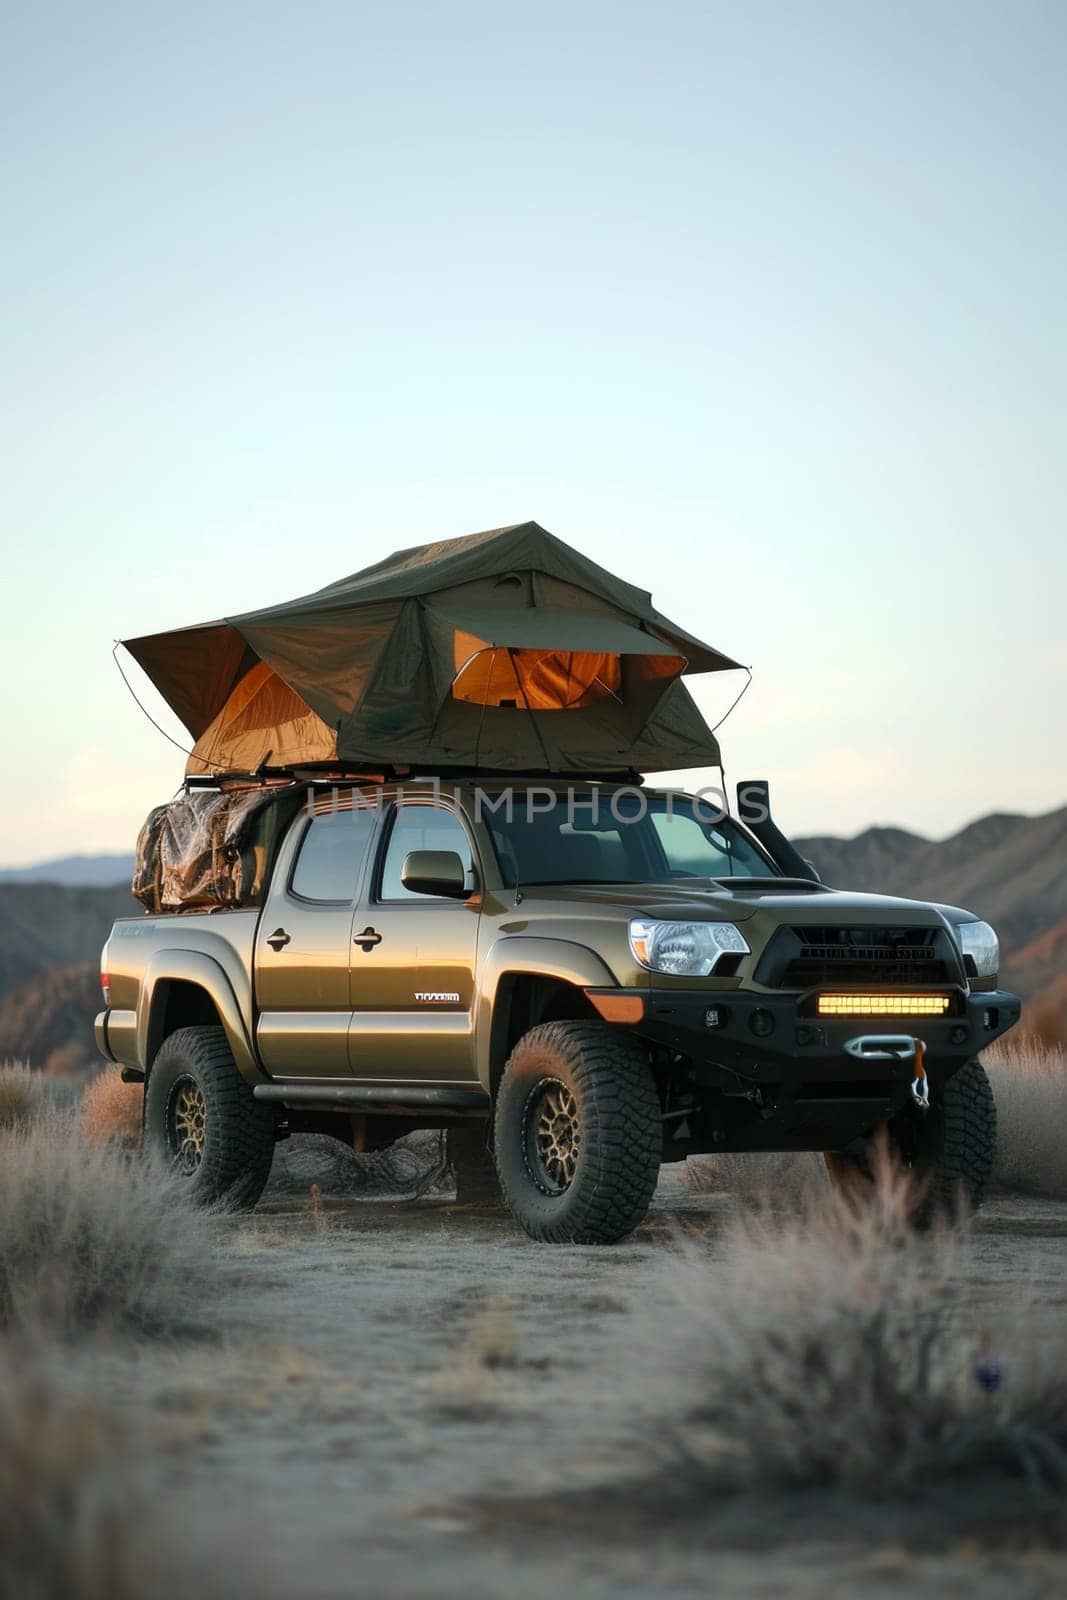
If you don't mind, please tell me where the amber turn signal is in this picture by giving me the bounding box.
[585,991,646,1024]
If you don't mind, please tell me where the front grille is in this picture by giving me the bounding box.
[757,925,955,989]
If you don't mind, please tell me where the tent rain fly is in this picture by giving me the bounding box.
[123,521,743,776]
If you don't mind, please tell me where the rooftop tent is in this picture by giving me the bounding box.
[185,661,337,777]
[122,521,743,776]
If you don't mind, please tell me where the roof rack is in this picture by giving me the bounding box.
[184,764,647,790]
[184,766,389,790]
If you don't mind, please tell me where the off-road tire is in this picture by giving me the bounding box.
[144,1025,275,1209]
[825,1057,997,1223]
[446,1123,503,1204]
[493,1021,662,1244]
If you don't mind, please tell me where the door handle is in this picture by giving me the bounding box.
[266,928,291,951]
[353,926,383,952]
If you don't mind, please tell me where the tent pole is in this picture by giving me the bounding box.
[509,648,552,768]
[471,651,493,768]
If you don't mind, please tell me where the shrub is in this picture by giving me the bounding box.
[0,1337,241,1600]
[0,962,104,1074]
[985,1037,1067,1200]
[660,1150,1067,1495]
[43,1040,102,1078]
[0,1113,235,1338]
[80,1064,143,1149]
[0,1060,41,1130]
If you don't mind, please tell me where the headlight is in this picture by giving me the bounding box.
[956,920,999,978]
[629,918,750,977]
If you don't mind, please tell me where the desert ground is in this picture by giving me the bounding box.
[3,1042,1067,1600]
[164,1175,1067,1600]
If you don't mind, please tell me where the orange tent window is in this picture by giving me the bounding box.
[187,662,337,775]
[452,631,622,711]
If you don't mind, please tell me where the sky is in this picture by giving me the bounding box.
[1,0,1064,866]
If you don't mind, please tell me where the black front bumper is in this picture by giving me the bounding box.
[637,986,1020,1155]
[639,986,1021,1088]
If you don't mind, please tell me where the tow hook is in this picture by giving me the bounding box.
[910,1039,930,1113]
[843,1033,930,1113]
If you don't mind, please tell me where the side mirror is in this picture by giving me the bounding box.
[400,849,471,900]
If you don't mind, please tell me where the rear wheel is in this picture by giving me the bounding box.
[494,1021,662,1244]
[825,1057,997,1222]
[144,1025,275,1208]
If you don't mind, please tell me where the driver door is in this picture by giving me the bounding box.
[347,799,481,1083]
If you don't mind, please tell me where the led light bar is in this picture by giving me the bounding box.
[817,994,952,1018]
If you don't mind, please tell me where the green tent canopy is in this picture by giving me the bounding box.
[123,521,743,776]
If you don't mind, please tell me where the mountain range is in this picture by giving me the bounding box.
[794,806,1067,1040]
[0,804,1063,1067]
[795,807,1067,954]
[0,853,135,886]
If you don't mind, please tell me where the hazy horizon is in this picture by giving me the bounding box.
[2,776,1064,876]
[3,3,1065,865]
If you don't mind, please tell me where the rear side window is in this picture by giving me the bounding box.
[291,809,376,902]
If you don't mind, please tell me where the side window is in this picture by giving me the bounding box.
[290,808,376,902]
[379,805,474,900]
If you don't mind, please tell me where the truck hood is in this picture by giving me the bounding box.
[519,879,954,927]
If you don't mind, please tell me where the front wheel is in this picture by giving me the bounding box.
[493,1021,662,1244]
[825,1057,997,1222]
[144,1026,275,1208]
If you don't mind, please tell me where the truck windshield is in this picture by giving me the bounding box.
[483,793,778,887]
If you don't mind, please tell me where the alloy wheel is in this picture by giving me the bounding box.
[168,1075,207,1175]
[523,1077,582,1195]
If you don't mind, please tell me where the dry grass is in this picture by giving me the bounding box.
[80,1063,143,1148]
[658,1150,1067,1496]
[0,1112,236,1339]
[429,1293,522,1420]
[467,1294,520,1371]
[0,1059,42,1129]
[0,1339,149,1600]
[0,1337,252,1600]
[985,1036,1067,1200]
[685,1149,828,1205]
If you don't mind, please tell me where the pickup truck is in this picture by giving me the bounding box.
[96,777,1020,1242]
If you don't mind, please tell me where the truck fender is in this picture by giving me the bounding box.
[138,949,263,1083]
[476,935,620,1091]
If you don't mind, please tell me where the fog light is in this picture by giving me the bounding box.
[749,1008,775,1038]
[950,1025,968,1045]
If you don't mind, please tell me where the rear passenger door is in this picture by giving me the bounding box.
[254,800,377,1078]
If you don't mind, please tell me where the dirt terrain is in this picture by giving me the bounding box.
[104,1167,1067,1600]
